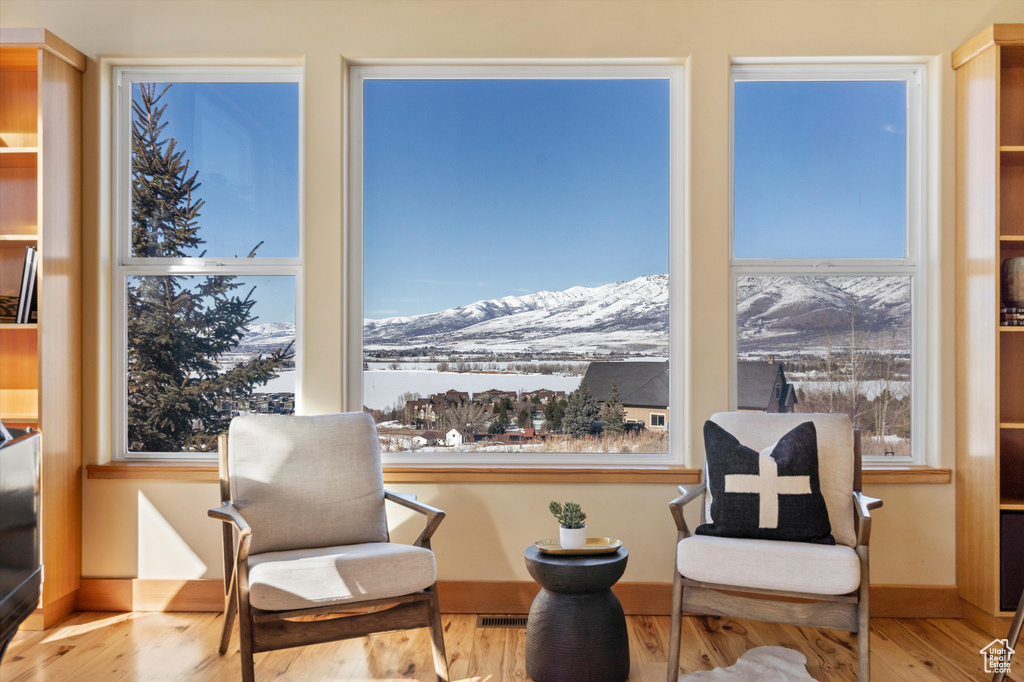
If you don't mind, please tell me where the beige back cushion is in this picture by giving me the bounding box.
[228,413,389,555]
[708,412,856,548]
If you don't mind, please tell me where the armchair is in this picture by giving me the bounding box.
[667,412,881,681]
[209,412,449,682]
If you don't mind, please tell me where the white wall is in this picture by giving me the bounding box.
[3,0,1021,585]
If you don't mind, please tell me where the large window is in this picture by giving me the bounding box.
[349,65,685,463]
[114,67,302,459]
[731,64,926,462]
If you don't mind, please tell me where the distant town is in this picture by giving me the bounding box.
[364,360,670,453]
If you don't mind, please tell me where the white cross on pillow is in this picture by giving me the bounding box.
[723,441,811,529]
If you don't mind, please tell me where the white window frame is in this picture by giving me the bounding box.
[346,62,689,466]
[729,62,928,465]
[112,66,304,461]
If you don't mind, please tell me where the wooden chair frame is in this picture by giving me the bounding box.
[208,434,450,682]
[666,431,882,681]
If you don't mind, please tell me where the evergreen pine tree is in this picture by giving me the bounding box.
[600,381,626,434]
[543,399,566,432]
[517,408,530,429]
[563,381,599,438]
[126,83,293,453]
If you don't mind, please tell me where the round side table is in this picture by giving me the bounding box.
[523,545,629,682]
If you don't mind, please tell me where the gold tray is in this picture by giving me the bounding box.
[534,537,623,555]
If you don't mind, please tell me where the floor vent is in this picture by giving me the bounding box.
[476,615,528,629]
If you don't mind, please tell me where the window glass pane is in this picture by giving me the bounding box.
[736,275,911,457]
[733,81,907,259]
[130,82,299,258]
[126,275,296,453]
[362,78,670,454]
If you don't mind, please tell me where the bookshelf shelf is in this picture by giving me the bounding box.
[955,24,1024,637]
[0,148,36,164]
[0,28,83,631]
[0,234,38,248]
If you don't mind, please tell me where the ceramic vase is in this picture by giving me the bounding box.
[559,525,587,549]
[1004,257,1024,307]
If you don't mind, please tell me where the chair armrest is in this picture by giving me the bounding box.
[853,490,883,546]
[669,482,706,536]
[385,490,446,549]
[208,502,252,537]
[209,502,253,585]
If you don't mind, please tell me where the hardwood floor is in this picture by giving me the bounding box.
[0,611,1004,681]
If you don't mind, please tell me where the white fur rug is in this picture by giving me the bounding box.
[678,646,815,681]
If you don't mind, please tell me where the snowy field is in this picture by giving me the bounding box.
[365,360,591,371]
[363,370,582,410]
[255,370,295,394]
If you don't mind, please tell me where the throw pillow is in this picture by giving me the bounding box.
[696,420,834,545]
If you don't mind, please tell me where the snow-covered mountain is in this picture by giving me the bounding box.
[239,321,296,351]
[364,274,669,355]
[736,276,911,354]
[363,274,911,357]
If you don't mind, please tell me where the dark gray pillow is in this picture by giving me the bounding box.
[696,420,834,545]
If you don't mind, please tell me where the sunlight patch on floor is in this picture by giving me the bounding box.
[40,612,133,644]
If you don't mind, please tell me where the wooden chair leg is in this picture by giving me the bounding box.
[238,597,256,682]
[667,569,684,682]
[858,545,870,681]
[426,588,450,682]
[219,576,238,655]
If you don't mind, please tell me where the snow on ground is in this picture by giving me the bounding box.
[365,360,591,371]
[254,370,295,394]
[363,369,582,410]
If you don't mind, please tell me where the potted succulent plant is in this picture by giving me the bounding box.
[549,500,587,549]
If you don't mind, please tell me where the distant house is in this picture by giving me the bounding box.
[473,389,517,409]
[523,389,567,405]
[413,430,442,447]
[445,428,465,447]
[582,360,669,431]
[736,361,797,413]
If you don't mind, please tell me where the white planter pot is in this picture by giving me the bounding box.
[559,525,587,550]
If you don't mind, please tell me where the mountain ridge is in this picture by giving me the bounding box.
[240,274,912,357]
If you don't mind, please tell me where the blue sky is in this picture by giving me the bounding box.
[733,80,907,259]
[362,79,671,319]
[134,82,299,323]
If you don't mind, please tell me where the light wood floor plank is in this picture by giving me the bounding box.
[0,611,1003,681]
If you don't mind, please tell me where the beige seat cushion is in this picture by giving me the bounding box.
[708,412,856,548]
[677,535,860,596]
[248,542,436,611]
[229,413,389,555]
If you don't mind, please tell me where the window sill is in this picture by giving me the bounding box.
[86,462,951,484]
[86,462,702,484]
[862,466,951,484]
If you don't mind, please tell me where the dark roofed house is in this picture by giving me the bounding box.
[736,360,797,413]
[581,360,669,431]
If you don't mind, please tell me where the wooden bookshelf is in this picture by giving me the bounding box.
[954,24,1024,638]
[0,28,84,630]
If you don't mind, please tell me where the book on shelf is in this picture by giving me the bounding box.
[15,246,37,324]
[1002,320,1024,327]
[0,294,15,323]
